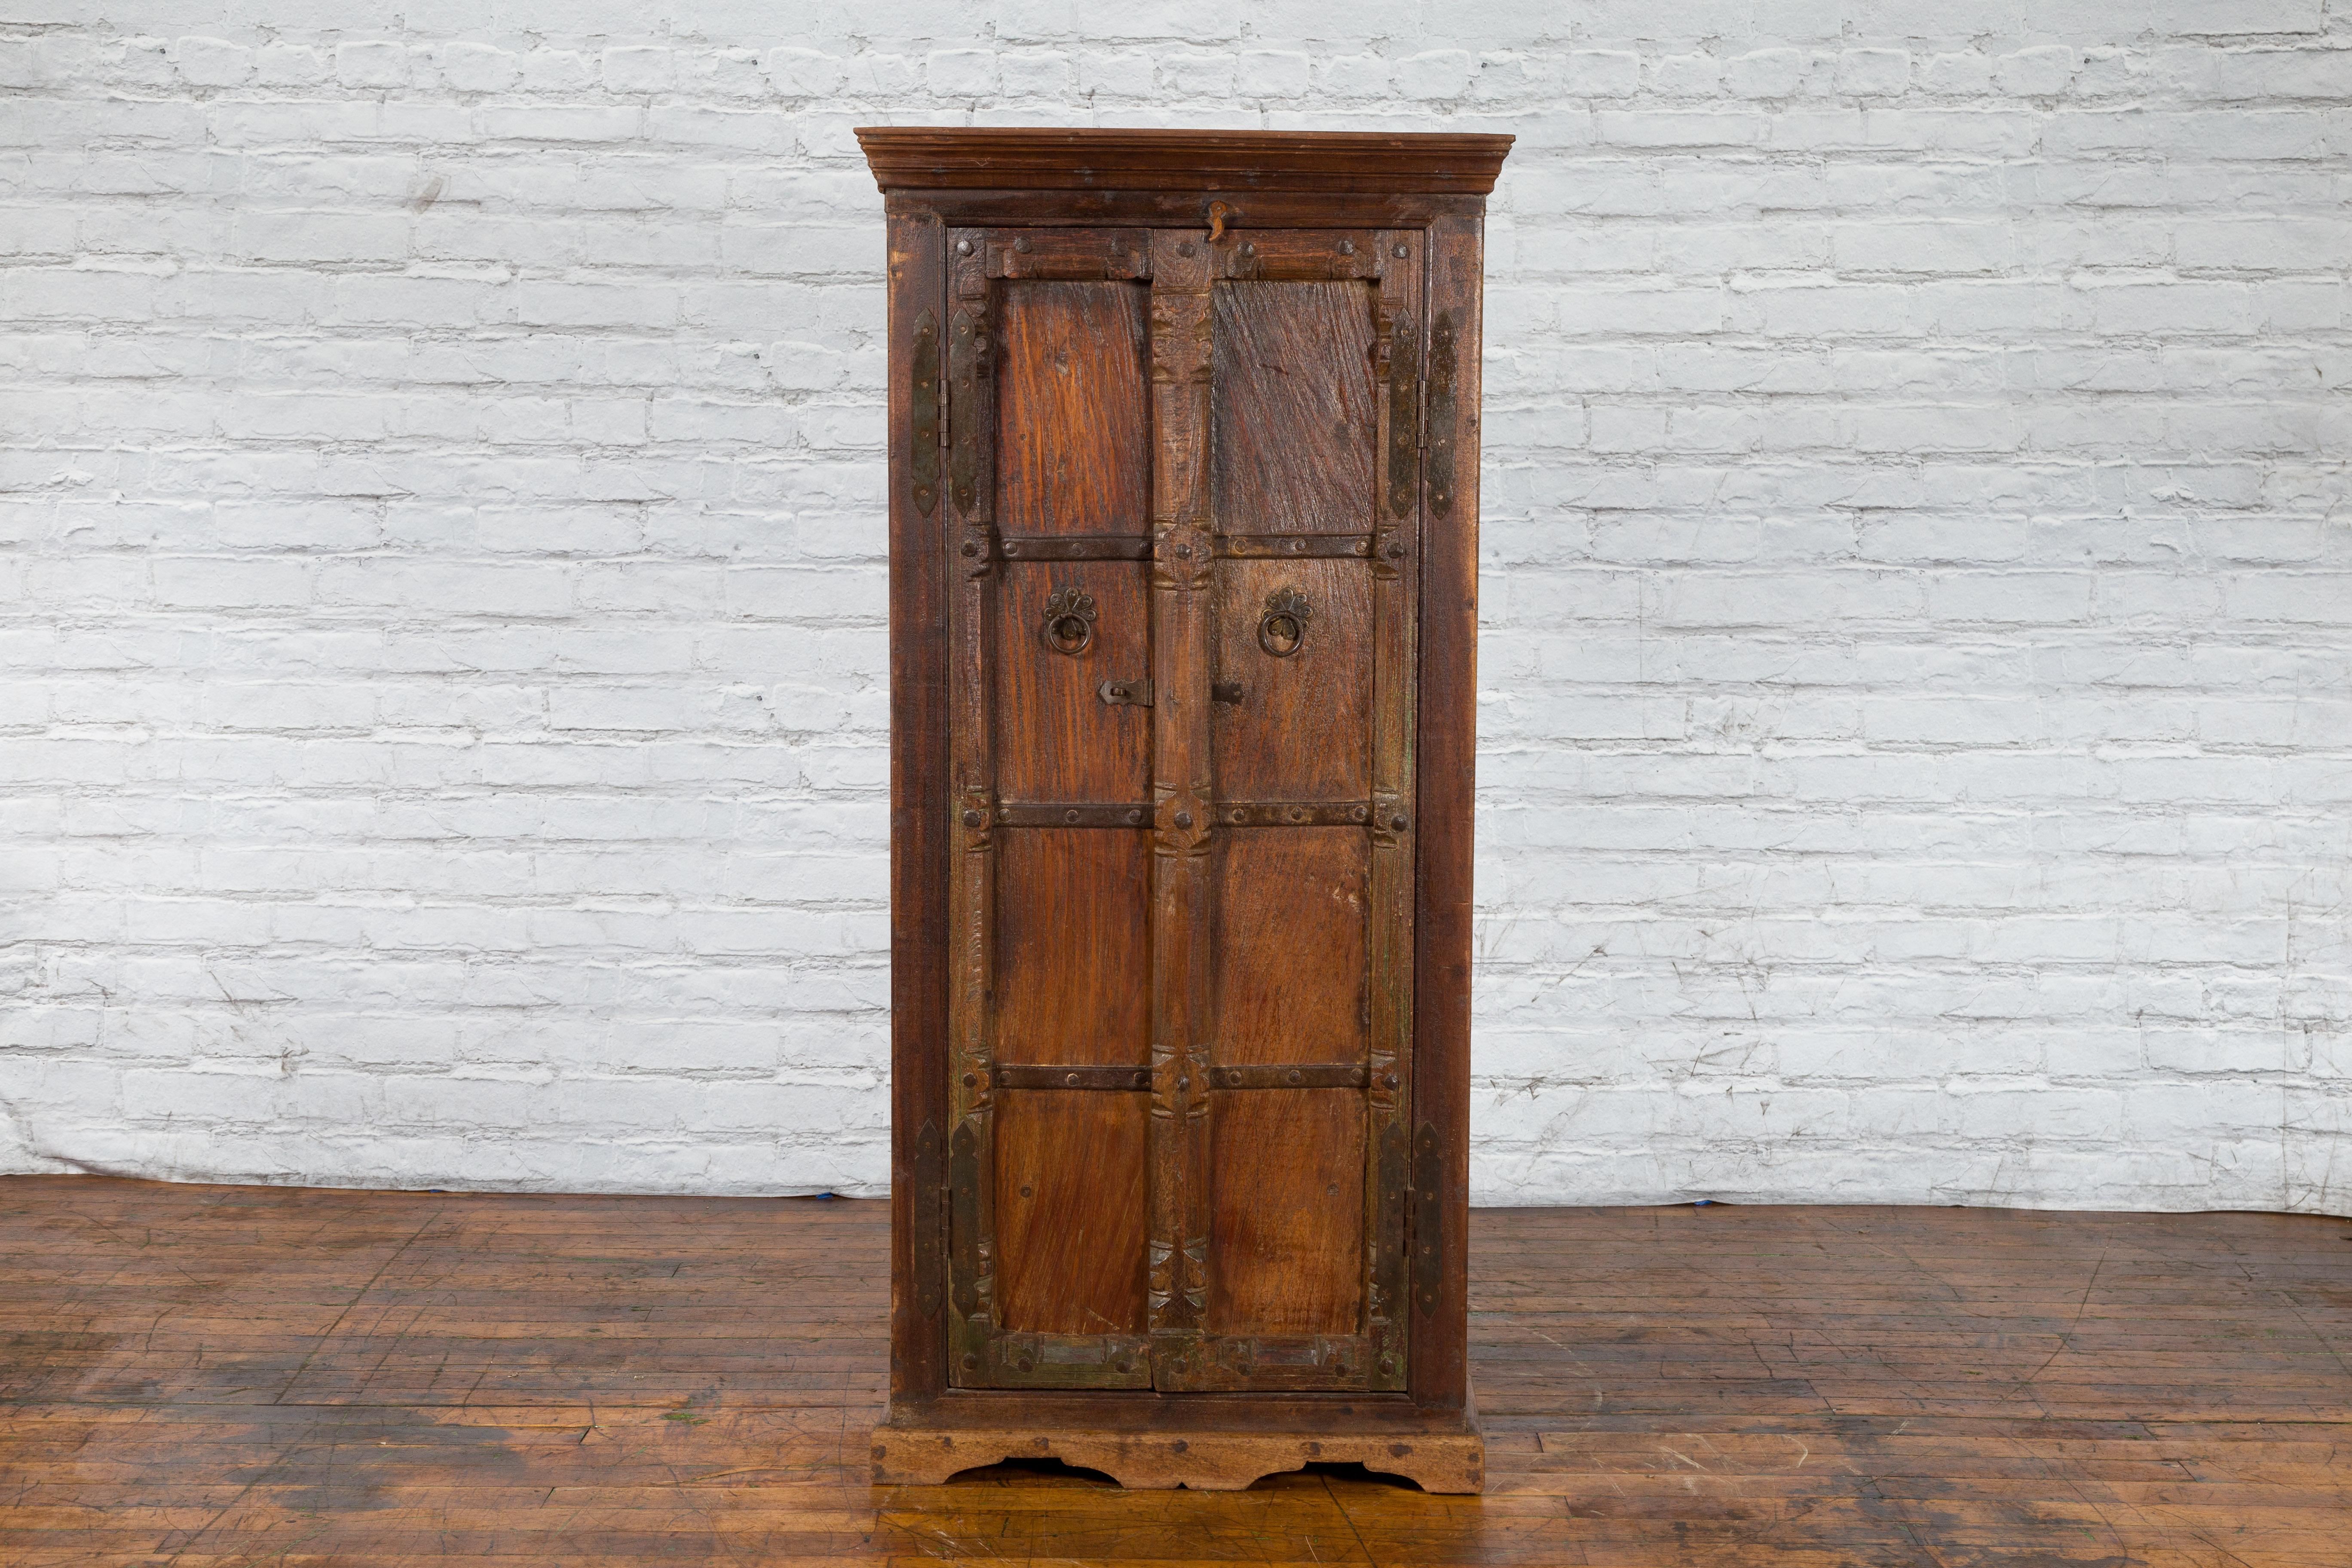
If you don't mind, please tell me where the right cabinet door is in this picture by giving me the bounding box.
[1152,228,1426,1393]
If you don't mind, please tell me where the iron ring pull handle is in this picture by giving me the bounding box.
[1257,587,1311,658]
[1039,586,1096,656]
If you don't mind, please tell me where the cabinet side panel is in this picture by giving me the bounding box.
[889,208,950,1400]
[1410,213,1482,1411]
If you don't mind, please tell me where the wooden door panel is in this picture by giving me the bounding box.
[1213,828,1368,1067]
[949,225,1418,1399]
[995,829,1149,1067]
[998,282,1151,535]
[1212,557,1372,802]
[993,561,1150,803]
[994,1090,1152,1337]
[1207,1089,1366,1336]
[1211,280,1378,534]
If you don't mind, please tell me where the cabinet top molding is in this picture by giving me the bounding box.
[855,127,1515,195]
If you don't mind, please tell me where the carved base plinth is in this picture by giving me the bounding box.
[871,1389,1483,1493]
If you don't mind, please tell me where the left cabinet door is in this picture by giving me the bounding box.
[942,227,1160,1389]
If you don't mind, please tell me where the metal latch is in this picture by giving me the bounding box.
[1098,677,1153,707]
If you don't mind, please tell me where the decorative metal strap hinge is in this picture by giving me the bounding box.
[911,1118,944,1320]
[948,304,992,517]
[909,310,940,515]
[1412,1121,1443,1316]
[1426,310,1458,515]
[1386,316,1420,518]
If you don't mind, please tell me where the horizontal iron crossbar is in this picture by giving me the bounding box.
[1221,533,1373,559]
[989,533,1375,563]
[1219,800,1372,827]
[997,802,1152,828]
[995,801,1374,828]
[995,1064,1153,1090]
[991,1063,1371,1091]
[1209,1063,1372,1090]
[999,535,1154,561]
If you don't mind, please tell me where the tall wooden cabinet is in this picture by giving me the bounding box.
[860,129,1510,1493]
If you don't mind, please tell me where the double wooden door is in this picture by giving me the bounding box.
[940,224,1433,1394]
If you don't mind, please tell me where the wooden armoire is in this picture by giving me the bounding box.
[859,129,1510,1493]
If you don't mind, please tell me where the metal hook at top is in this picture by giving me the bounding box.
[1206,199,1231,245]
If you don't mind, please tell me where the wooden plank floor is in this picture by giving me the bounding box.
[3,1178,2348,1565]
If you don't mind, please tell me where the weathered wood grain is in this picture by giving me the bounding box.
[992,1091,1151,1336]
[995,282,1150,536]
[1211,280,1379,535]
[992,827,1150,1067]
[1207,1089,1368,1336]
[5,1179,2349,1563]
[1212,827,1370,1067]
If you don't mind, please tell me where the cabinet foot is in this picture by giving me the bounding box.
[871,1392,1484,1493]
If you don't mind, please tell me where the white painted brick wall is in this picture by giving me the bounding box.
[3,2,2347,1213]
